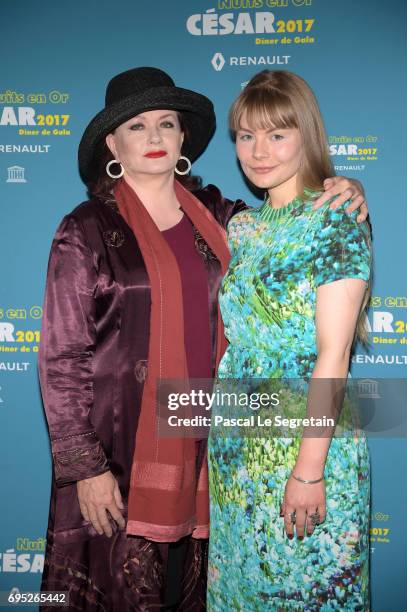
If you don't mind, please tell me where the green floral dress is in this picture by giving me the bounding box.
[207,193,371,611]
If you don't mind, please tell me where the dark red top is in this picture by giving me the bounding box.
[162,214,212,380]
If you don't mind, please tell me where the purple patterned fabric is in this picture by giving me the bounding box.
[41,527,208,611]
[38,185,246,608]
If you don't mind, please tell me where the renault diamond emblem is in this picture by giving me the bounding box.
[211,52,226,71]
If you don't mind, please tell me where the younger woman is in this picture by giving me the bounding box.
[208,70,371,610]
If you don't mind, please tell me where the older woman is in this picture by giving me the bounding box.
[39,67,368,610]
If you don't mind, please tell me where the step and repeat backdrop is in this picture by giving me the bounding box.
[1,1,406,609]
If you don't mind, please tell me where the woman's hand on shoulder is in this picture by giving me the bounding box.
[77,470,125,537]
[313,176,368,223]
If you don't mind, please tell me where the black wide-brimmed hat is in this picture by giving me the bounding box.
[78,67,216,183]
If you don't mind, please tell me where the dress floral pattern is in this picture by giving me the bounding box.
[207,193,371,611]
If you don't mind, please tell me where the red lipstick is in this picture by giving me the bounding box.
[144,150,167,158]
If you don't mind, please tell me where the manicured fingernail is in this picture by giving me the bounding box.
[280,510,284,517]
[287,534,293,540]
[298,536,304,541]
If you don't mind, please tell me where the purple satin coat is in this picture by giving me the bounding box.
[38,185,246,609]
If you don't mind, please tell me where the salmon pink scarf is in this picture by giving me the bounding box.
[114,178,230,542]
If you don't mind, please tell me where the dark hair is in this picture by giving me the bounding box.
[87,112,202,199]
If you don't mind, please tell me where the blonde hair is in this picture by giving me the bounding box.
[230,70,371,344]
[229,70,334,194]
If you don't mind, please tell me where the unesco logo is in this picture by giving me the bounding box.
[374,512,389,521]
[211,52,226,71]
[6,165,26,183]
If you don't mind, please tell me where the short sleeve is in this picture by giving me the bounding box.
[313,203,371,288]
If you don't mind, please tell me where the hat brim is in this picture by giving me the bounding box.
[78,86,216,183]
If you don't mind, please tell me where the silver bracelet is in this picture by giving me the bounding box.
[291,473,324,485]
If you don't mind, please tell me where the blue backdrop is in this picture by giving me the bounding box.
[1,1,406,609]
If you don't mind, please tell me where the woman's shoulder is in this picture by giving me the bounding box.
[193,184,250,228]
[67,196,118,223]
[311,198,371,281]
[51,197,127,253]
[315,198,370,241]
[227,206,258,229]
[58,197,122,232]
[192,183,237,207]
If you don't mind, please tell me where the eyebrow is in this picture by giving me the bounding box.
[135,112,176,120]
[237,126,283,134]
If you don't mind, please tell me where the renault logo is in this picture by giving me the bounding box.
[211,52,226,71]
